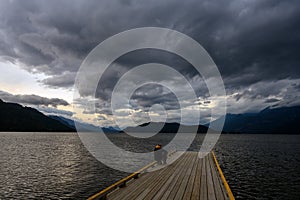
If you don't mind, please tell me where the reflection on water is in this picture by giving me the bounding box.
[213,134,300,200]
[0,132,299,199]
[0,132,126,199]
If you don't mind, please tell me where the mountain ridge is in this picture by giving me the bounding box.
[122,122,215,133]
[208,105,300,134]
[0,99,74,132]
[48,115,119,133]
[1,99,299,134]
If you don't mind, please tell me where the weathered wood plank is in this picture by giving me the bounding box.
[116,155,185,200]
[191,155,202,200]
[207,153,217,200]
[151,152,192,200]
[182,153,199,200]
[94,151,233,200]
[110,152,188,200]
[157,153,194,200]
[139,153,191,200]
[209,154,226,200]
[160,152,195,200]
[200,155,208,200]
[175,153,198,200]
[211,152,230,199]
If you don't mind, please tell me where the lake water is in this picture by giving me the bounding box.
[0,132,299,199]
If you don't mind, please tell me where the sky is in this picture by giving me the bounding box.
[0,0,299,128]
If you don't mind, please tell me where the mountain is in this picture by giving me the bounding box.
[48,115,119,133]
[122,122,214,133]
[48,115,75,129]
[209,106,300,134]
[2,97,298,134]
[0,99,74,132]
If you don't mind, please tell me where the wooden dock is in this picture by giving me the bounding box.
[88,151,234,200]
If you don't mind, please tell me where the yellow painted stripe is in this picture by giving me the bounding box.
[212,151,235,200]
[87,161,157,200]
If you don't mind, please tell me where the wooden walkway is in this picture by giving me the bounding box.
[88,152,234,200]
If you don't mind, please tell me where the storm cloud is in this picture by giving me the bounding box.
[0,90,69,107]
[0,0,299,82]
[0,0,299,127]
[34,106,74,116]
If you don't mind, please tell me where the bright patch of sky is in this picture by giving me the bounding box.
[0,60,73,103]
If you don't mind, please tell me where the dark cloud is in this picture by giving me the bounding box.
[132,84,177,105]
[265,98,280,103]
[232,79,297,102]
[0,0,299,86]
[0,90,69,107]
[0,0,299,126]
[91,49,210,109]
[227,79,300,113]
[41,72,76,88]
[34,106,74,116]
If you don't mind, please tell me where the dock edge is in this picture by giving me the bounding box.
[88,151,234,200]
[211,151,235,200]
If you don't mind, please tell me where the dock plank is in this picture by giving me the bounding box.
[209,154,226,200]
[151,153,192,200]
[157,153,193,200]
[182,153,199,199]
[191,155,202,200]
[139,153,192,200]
[109,152,187,200]
[211,153,229,199]
[118,157,182,200]
[93,152,232,200]
[161,152,194,200]
[207,154,216,200]
[200,155,208,200]
[175,153,198,200]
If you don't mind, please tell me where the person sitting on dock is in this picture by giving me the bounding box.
[154,144,168,165]
[161,147,168,165]
[154,144,162,164]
